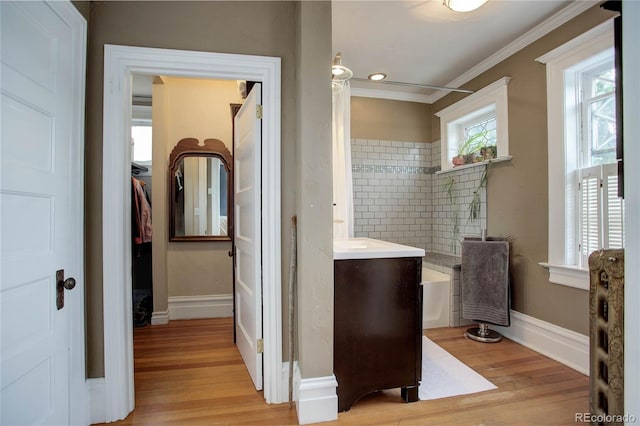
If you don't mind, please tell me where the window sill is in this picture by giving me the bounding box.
[539,262,589,290]
[436,156,512,175]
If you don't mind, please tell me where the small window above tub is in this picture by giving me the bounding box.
[436,77,511,172]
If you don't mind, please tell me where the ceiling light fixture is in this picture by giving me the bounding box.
[443,0,488,13]
[332,52,353,81]
[368,73,387,81]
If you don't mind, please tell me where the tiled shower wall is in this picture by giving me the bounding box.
[431,164,487,255]
[351,139,487,256]
[351,139,434,251]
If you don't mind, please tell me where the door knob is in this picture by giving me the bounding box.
[62,277,76,290]
[56,269,76,310]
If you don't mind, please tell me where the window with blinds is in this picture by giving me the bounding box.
[579,163,624,266]
[540,23,617,288]
[575,58,623,268]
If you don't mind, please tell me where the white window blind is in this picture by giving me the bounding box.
[603,163,625,249]
[579,163,624,266]
[580,165,601,265]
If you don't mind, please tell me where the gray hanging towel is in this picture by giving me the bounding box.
[461,240,510,326]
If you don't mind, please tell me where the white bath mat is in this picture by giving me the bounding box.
[419,336,496,400]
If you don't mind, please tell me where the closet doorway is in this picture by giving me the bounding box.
[130,89,153,329]
[102,45,283,423]
[129,75,239,330]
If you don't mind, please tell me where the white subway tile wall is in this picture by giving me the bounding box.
[351,139,487,256]
[431,164,488,256]
[351,139,433,251]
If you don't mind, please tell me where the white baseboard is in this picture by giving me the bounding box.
[294,363,338,425]
[167,294,233,320]
[493,310,589,375]
[151,309,169,325]
[87,378,106,425]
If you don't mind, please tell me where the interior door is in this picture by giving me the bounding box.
[233,83,263,390]
[1,1,84,424]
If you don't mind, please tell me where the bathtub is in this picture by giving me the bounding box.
[421,267,451,329]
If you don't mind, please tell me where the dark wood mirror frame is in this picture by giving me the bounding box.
[168,138,232,242]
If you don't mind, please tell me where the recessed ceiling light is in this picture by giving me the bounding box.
[368,73,387,81]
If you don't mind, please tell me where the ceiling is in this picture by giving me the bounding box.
[332,0,591,103]
[134,1,595,102]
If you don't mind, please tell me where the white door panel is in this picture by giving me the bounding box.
[234,83,263,390]
[1,1,84,424]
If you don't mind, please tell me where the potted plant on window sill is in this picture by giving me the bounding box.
[452,131,496,167]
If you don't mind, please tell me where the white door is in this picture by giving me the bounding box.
[1,1,85,424]
[234,84,263,390]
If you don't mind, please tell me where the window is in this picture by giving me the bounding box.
[436,77,510,171]
[463,115,497,149]
[583,64,616,166]
[538,20,624,290]
[131,103,152,164]
[577,60,624,265]
[131,123,152,163]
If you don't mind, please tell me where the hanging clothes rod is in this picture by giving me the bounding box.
[131,162,149,173]
[351,78,474,94]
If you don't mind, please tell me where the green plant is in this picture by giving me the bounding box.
[468,164,489,223]
[442,176,461,254]
[458,130,489,156]
[442,176,455,199]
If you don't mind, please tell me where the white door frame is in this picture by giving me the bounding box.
[101,44,282,422]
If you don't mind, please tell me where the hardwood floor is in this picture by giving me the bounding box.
[106,318,588,425]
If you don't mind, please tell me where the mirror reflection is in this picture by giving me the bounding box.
[174,157,229,237]
[169,138,232,242]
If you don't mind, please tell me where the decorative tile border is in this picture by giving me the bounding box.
[352,164,440,175]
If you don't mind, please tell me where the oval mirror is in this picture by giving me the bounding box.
[169,138,232,242]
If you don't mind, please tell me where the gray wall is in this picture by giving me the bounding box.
[84,0,299,378]
[295,1,334,380]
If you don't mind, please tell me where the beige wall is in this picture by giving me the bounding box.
[431,4,616,335]
[85,1,298,378]
[153,77,240,305]
[351,97,431,143]
[295,1,334,379]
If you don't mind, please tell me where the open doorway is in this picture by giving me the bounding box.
[101,45,283,422]
[130,81,153,328]
[129,75,240,330]
[129,74,261,388]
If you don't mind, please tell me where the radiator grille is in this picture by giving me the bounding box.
[589,249,624,424]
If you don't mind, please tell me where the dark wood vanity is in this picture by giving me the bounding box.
[334,254,423,412]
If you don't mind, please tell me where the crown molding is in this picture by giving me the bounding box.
[349,1,599,106]
[535,19,612,64]
[429,0,599,103]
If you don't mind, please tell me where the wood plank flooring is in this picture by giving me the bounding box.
[106,318,588,425]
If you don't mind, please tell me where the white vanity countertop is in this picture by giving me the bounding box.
[334,237,426,260]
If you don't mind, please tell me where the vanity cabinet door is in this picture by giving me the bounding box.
[334,257,422,412]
